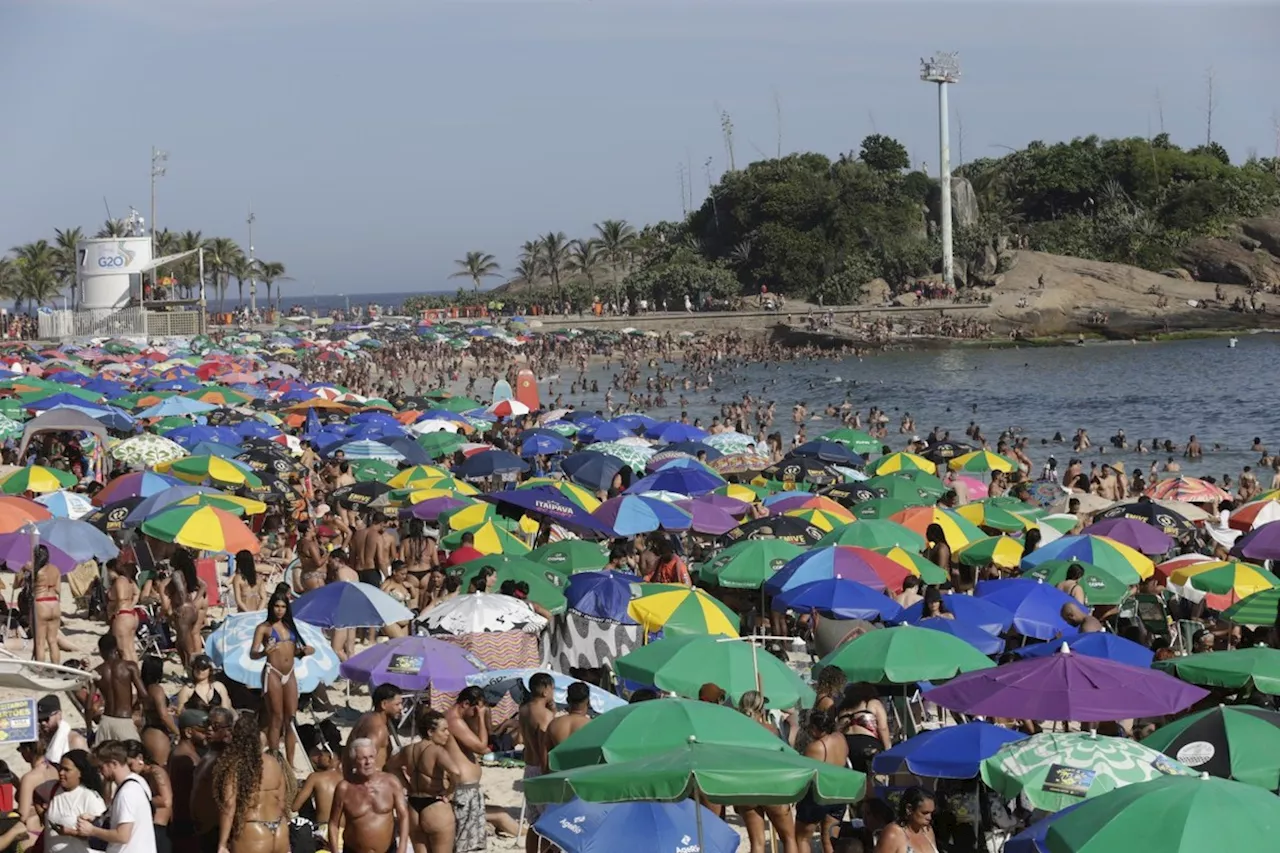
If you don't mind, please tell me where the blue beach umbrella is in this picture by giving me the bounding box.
[291,581,414,628]
[565,571,641,622]
[453,449,529,478]
[136,396,218,419]
[973,578,1079,641]
[646,422,710,443]
[578,422,635,443]
[873,722,1028,779]
[773,578,903,621]
[164,425,242,449]
[1015,632,1154,668]
[520,433,573,458]
[33,518,119,563]
[626,464,725,497]
[896,594,1015,636]
[611,413,659,432]
[660,441,724,460]
[467,670,628,715]
[187,441,243,460]
[205,611,339,692]
[534,799,738,853]
[913,616,1006,655]
[1003,804,1085,853]
[593,495,692,536]
[560,452,626,491]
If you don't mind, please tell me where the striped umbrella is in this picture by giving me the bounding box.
[890,506,986,549]
[1222,588,1280,626]
[872,546,949,585]
[158,454,262,488]
[955,535,1026,570]
[1021,534,1155,580]
[140,505,260,553]
[628,588,739,638]
[956,499,1044,533]
[1145,476,1230,504]
[1229,499,1280,532]
[1168,560,1278,611]
[0,496,53,533]
[948,450,1018,474]
[866,452,936,476]
[0,465,77,495]
[816,519,925,551]
[387,465,453,488]
[783,507,855,532]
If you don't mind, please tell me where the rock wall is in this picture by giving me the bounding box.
[1176,214,1280,289]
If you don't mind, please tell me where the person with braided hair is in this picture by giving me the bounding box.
[212,713,293,853]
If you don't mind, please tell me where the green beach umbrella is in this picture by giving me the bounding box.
[526,740,865,806]
[851,498,915,520]
[0,414,24,441]
[1222,587,1280,626]
[1021,559,1137,605]
[584,442,652,472]
[981,731,1194,813]
[816,519,925,551]
[1141,705,1280,791]
[948,450,1018,474]
[819,428,881,455]
[416,431,466,459]
[866,452,936,477]
[349,459,398,483]
[699,539,806,589]
[1153,648,1280,695]
[956,499,1044,533]
[435,396,482,413]
[449,554,566,613]
[1044,775,1280,853]
[154,416,194,433]
[614,635,815,709]
[527,540,608,574]
[0,465,78,495]
[816,625,995,685]
[865,473,945,504]
[547,698,789,771]
[18,385,103,404]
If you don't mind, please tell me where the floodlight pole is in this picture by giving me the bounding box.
[921,53,960,287]
[247,210,257,315]
[150,147,167,252]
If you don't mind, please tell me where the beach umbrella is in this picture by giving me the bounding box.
[669,498,739,536]
[1021,534,1154,580]
[972,578,1080,640]
[709,453,772,476]
[815,625,995,684]
[1167,559,1277,610]
[110,433,187,467]
[700,431,755,453]
[0,466,77,495]
[1145,475,1228,504]
[759,457,841,487]
[1230,520,1280,561]
[889,506,985,549]
[528,540,608,574]
[626,464,725,497]
[791,440,864,467]
[818,428,880,454]
[866,452,936,476]
[400,493,473,522]
[467,669,627,715]
[816,520,924,551]
[526,740,864,807]
[331,481,395,509]
[482,487,613,537]
[955,535,1026,570]
[560,451,626,490]
[818,483,885,507]
[387,465,454,489]
[593,495,692,536]
[897,594,1014,635]
[534,799,738,853]
[339,635,483,692]
[449,554,567,612]
[158,454,261,488]
[418,593,542,635]
[205,611,338,692]
[1096,499,1196,536]
[578,422,635,443]
[29,518,120,564]
[1085,517,1174,555]
[955,500,1042,533]
[0,496,53,533]
[774,579,903,621]
[1043,774,1280,853]
[764,545,911,595]
[140,505,260,554]
[348,459,398,483]
[872,722,1027,779]
[871,546,948,585]
[920,440,974,464]
[929,644,1207,721]
[292,581,414,628]
[1228,499,1280,532]
[699,539,806,589]
[766,494,850,516]
[32,490,93,520]
[416,431,467,459]
[1021,559,1138,605]
[645,422,709,444]
[628,587,739,638]
[583,442,653,472]
[948,450,1017,473]
[548,698,789,771]
[1141,705,1280,790]
[611,413,659,432]
[1016,632,1153,668]
[135,396,217,418]
[863,474,944,505]
[1222,587,1280,625]
[564,571,640,622]
[520,433,573,457]
[1153,647,1280,695]
[614,634,814,708]
[981,732,1194,813]
[440,519,531,556]
[173,493,266,516]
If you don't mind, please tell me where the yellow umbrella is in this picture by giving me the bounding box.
[156,455,261,488]
[784,508,854,531]
[444,519,531,556]
[867,452,937,476]
[388,465,453,489]
[949,450,1017,473]
[174,493,268,516]
[955,535,1025,569]
[629,588,740,638]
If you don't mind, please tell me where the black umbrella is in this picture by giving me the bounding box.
[921,440,974,464]
[720,515,827,546]
[818,484,887,507]
[790,440,864,467]
[330,481,393,508]
[204,407,252,426]
[761,458,842,487]
[235,448,307,476]
[1142,705,1280,790]
[1095,499,1195,536]
[453,450,529,478]
[84,497,144,533]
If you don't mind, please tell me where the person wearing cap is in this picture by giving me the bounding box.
[191,707,236,853]
[166,708,210,852]
[37,695,86,770]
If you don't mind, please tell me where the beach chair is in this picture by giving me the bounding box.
[1133,593,1175,648]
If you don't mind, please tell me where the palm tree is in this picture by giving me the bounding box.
[95,219,129,238]
[176,231,205,299]
[52,227,83,306]
[252,260,291,311]
[0,257,16,306]
[513,256,541,287]
[540,232,570,301]
[204,238,243,313]
[9,240,61,310]
[449,251,501,293]
[229,255,253,309]
[568,239,602,291]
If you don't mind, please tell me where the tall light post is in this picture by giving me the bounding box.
[150,147,167,250]
[247,209,257,315]
[921,52,960,287]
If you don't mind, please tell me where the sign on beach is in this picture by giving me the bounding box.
[0,699,37,743]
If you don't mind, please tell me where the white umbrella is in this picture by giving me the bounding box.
[419,593,540,635]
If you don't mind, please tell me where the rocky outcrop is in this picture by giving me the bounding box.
[1174,214,1280,289]
[926,177,980,230]
[1241,217,1280,257]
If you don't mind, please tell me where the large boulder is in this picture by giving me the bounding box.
[1176,238,1280,287]
[927,177,980,229]
[1240,217,1280,258]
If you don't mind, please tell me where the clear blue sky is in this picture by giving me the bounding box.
[3,1,1276,296]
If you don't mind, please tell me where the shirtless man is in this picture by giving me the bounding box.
[94,633,145,742]
[1185,434,1203,460]
[294,744,343,847]
[326,548,361,660]
[193,707,237,853]
[446,686,507,852]
[1094,465,1120,502]
[31,545,62,663]
[347,684,403,773]
[546,683,593,753]
[330,738,410,853]
[517,674,556,852]
[168,709,209,853]
[215,714,290,853]
[1061,603,1103,634]
[388,709,462,853]
[352,514,383,587]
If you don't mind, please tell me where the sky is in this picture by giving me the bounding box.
[3,0,1278,297]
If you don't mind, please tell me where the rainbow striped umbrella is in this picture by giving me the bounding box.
[0,465,77,495]
[140,505,260,553]
[158,454,263,488]
[1145,476,1230,504]
[872,546,949,585]
[1021,534,1155,579]
[948,450,1018,474]
[866,452,937,477]
[1168,560,1278,611]
[955,535,1026,570]
[783,507,854,532]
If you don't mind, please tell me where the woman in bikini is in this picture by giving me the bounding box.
[141,655,179,767]
[106,560,141,663]
[176,654,231,715]
[837,682,892,775]
[417,568,446,613]
[231,551,267,613]
[31,546,62,664]
[793,709,851,853]
[874,787,940,853]
[250,590,313,764]
[379,562,414,639]
[734,691,798,853]
[164,551,206,671]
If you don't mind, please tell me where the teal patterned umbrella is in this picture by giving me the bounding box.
[0,414,22,441]
[584,441,654,472]
[703,432,756,453]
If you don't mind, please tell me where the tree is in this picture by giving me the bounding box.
[512,256,541,287]
[95,219,129,238]
[52,227,83,305]
[859,134,910,173]
[449,251,501,292]
[9,240,61,309]
[228,255,253,309]
[253,260,290,310]
[176,230,205,299]
[568,239,602,291]
[540,232,570,300]
[204,238,243,314]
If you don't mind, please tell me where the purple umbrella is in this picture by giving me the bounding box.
[692,493,751,517]
[481,487,614,537]
[1086,517,1174,555]
[923,644,1208,721]
[339,635,484,692]
[674,499,740,536]
[0,533,79,574]
[400,495,473,522]
[1232,520,1280,561]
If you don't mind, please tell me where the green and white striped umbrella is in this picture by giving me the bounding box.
[981,732,1195,812]
[703,432,756,453]
[0,414,22,441]
[111,433,188,467]
[583,441,654,472]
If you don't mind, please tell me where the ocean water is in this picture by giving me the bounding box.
[526,335,1276,482]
